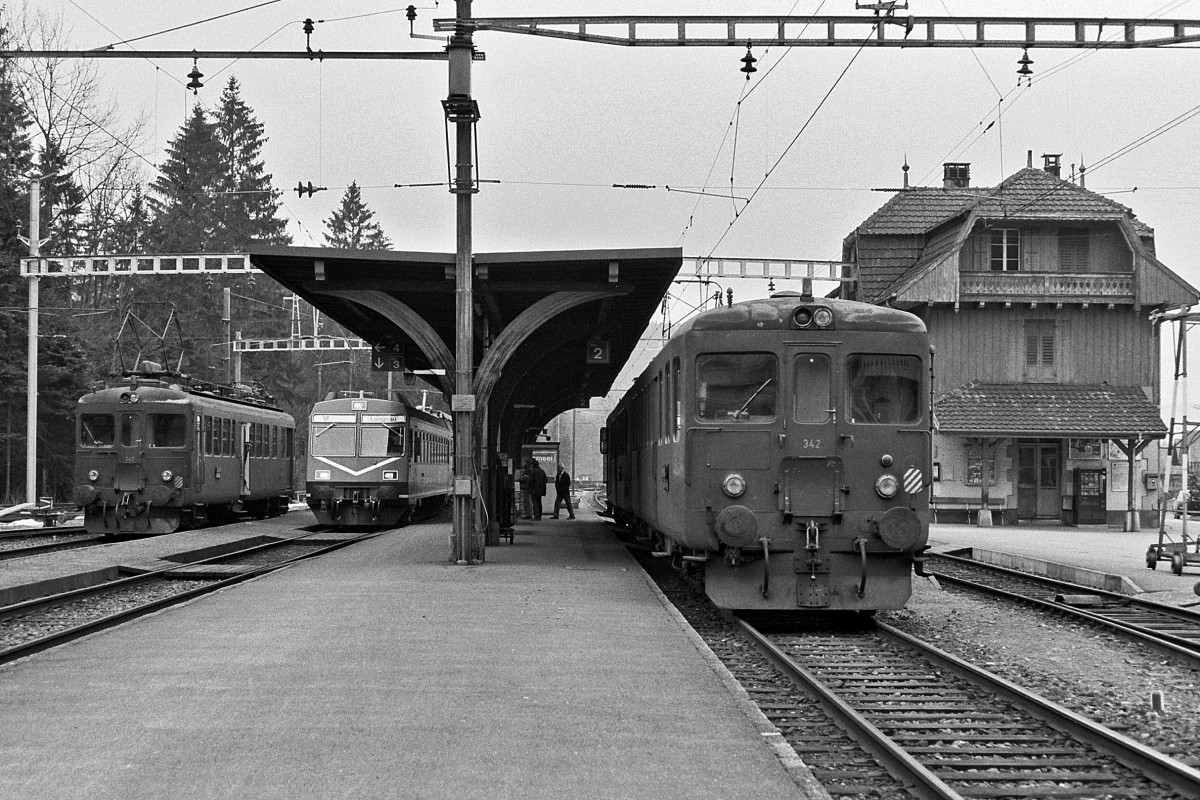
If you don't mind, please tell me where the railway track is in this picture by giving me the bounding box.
[743,617,1200,799]
[928,551,1200,663]
[624,531,1200,799]
[0,527,107,560]
[0,529,376,666]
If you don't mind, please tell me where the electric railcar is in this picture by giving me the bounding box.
[73,362,295,535]
[603,290,931,612]
[305,391,453,527]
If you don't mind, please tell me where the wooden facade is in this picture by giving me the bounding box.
[845,160,1198,527]
[926,307,1158,399]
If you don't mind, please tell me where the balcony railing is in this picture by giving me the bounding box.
[960,271,1133,301]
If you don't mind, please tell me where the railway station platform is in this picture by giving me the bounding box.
[929,514,1200,606]
[0,505,821,800]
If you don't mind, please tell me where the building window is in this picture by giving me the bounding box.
[1058,227,1090,270]
[990,228,1021,271]
[1024,320,1056,382]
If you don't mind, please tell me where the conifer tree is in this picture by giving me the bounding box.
[214,76,289,248]
[324,182,393,250]
[0,16,34,502]
[146,103,223,252]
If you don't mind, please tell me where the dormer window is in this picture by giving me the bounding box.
[990,228,1021,271]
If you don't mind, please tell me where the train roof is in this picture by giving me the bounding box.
[311,392,451,427]
[77,362,286,414]
[672,293,927,337]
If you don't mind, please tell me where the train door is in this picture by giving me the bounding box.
[240,421,252,497]
[777,349,839,518]
[114,411,145,492]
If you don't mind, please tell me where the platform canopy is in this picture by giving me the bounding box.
[247,245,682,440]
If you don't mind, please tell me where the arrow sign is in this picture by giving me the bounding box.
[371,353,404,372]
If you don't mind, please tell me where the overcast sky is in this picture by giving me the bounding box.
[24,1,1200,404]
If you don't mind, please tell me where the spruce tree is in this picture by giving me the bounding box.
[147,103,223,252]
[0,18,34,502]
[214,76,288,248]
[324,182,393,250]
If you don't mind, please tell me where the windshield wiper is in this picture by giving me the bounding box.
[734,378,773,417]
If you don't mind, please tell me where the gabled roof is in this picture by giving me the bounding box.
[969,168,1152,237]
[851,167,1152,239]
[853,188,986,235]
[845,166,1188,305]
[935,383,1166,438]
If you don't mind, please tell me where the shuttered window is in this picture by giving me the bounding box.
[1058,227,1090,270]
[1024,320,1056,382]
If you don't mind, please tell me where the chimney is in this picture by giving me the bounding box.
[943,162,970,188]
[1042,153,1061,178]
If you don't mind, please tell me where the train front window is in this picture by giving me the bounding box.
[793,354,831,423]
[150,414,187,447]
[360,425,405,457]
[80,414,115,447]
[310,413,357,457]
[696,352,778,421]
[846,354,922,424]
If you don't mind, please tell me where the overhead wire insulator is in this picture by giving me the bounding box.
[295,181,327,198]
[1017,48,1034,86]
[303,18,315,52]
[186,56,204,95]
[739,44,757,80]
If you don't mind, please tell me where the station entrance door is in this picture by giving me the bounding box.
[1017,440,1061,520]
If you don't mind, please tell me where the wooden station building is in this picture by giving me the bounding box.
[842,153,1198,527]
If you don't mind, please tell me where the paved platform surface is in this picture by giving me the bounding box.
[0,506,818,800]
[929,514,1200,605]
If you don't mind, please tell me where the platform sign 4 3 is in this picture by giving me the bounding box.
[371,341,405,372]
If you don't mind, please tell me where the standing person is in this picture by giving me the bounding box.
[518,462,532,520]
[550,463,575,519]
[528,458,548,520]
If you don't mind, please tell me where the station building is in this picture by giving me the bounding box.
[842,153,1199,528]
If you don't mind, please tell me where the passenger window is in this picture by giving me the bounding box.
[793,354,832,423]
[695,352,778,421]
[150,414,187,447]
[80,414,115,447]
[847,354,922,424]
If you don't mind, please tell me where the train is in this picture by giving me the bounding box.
[603,289,932,612]
[73,361,295,535]
[305,391,453,528]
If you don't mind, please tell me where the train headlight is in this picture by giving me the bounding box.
[812,307,833,328]
[87,469,99,482]
[792,308,813,328]
[119,391,140,403]
[875,474,899,499]
[161,470,173,483]
[721,472,747,498]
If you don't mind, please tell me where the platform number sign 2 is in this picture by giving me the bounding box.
[586,340,610,364]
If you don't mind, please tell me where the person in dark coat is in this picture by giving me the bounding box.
[528,459,548,520]
[518,462,532,519]
[550,463,575,519]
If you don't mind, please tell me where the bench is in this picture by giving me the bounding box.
[931,497,1006,524]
